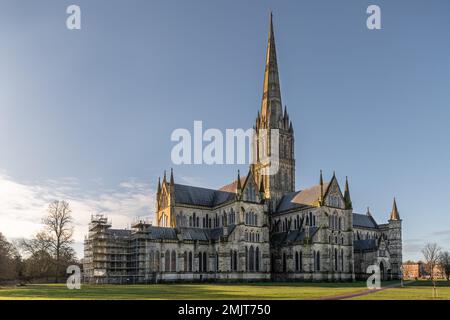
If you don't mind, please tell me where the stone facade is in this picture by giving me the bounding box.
[83,15,403,284]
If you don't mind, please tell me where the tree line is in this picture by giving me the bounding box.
[0,200,78,283]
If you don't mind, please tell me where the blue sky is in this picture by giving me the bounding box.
[0,0,449,260]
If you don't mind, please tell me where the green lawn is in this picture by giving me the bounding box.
[349,280,450,300]
[0,281,448,300]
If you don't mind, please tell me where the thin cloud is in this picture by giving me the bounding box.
[0,171,156,257]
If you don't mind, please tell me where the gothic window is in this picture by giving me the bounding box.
[316,251,321,271]
[165,250,170,272]
[313,214,316,226]
[196,217,199,227]
[171,250,176,272]
[215,252,219,271]
[282,252,287,272]
[230,250,233,271]
[155,251,160,272]
[233,250,238,271]
[335,248,338,271]
[203,252,208,272]
[245,247,248,271]
[309,212,313,226]
[295,251,299,271]
[255,247,260,272]
[249,246,255,271]
[341,249,344,271]
[188,252,192,272]
[299,251,303,271]
[184,251,187,272]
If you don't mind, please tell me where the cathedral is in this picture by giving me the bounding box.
[83,15,403,284]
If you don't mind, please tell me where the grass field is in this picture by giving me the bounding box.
[0,280,449,300]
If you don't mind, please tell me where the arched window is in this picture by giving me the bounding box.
[165,250,170,272]
[189,216,192,227]
[215,252,219,271]
[198,252,202,272]
[230,250,233,271]
[299,251,303,271]
[171,250,176,272]
[203,252,207,272]
[245,247,248,271]
[155,250,160,271]
[189,251,193,272]
[184,251,187,272]
[334,248,338,271]
[313,214,316,226]
[249,246,255,271]
[255,247,260,272]
[341,249,344,271]
[316,251,321,271]
[282,252,287,272]
[295,251,299,271]
[234,250,238,271]
[339,217,342,230]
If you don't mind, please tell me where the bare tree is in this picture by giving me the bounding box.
[0,233,21,281]
[42,200,74,282]
[422,243,441,298]
[439,251,450,281]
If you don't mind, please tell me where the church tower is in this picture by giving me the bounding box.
[252,13,295,210]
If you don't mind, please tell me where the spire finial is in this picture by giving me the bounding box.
[157,177,161,194]
[319,170,324,206]
[170,168,174,185]
[163,170,167,183]
[390,197,400,220]
[261,11,282,126]
[344,176,352,210]
[366,206,371,216]
[236,170,242,192]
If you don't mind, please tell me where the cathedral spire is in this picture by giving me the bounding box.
[170,168,174,186]
[319,170,324,206]
[261,12,282,127]
[390,198,400,220]
[344,176,352,210]
[236,170,242,193]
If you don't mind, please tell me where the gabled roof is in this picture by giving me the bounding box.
[276,183,330,213]
[353,213,378,229]
[219,176,247,193]
[172,183,235,207]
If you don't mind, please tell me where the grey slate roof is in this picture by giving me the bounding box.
[276,191,309,212]
[353,239,378,251]
[138,226,227,242]
[145,226,178,240]
[271,227,319,246]
[353,213,378,229]
[173,183,235,207]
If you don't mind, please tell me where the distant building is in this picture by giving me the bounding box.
[83,14,403,284]
[402,261,445,279]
